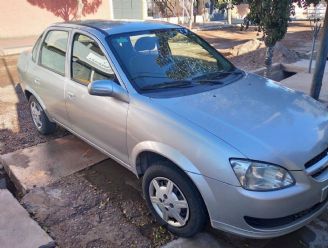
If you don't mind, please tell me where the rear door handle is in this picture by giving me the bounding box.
[34,79,40,85]
[67,92,76,99]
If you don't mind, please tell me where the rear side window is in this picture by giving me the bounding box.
[32,34,42,62]
[40,30,68,75]
[71,33,115,85]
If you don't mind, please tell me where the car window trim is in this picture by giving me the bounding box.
[38,28,70,77]
[69,31,117,87]
[32,33,44,63]
[68,30,125,89]
[71,29,132,94]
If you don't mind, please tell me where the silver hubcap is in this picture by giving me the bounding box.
[149,177,189,227]
[30,101,42,129]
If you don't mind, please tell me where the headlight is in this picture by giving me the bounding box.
[230,159,295,191]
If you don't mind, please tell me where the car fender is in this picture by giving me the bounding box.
[130,141,202,175]
[130,140,221,222]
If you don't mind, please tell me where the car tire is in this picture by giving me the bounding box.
[29,95,57,135]
[142,161,208,237]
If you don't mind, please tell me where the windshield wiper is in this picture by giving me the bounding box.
[140,78,226,91]
[196,79,225,85]
[140,80,195,91]
[192,69,243,81]
[130,75,168,80]
[138,71,240,91]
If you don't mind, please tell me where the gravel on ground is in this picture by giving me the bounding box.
[0,55,68,155]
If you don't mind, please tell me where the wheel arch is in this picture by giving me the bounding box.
[24,87,52,120]
[24,89,32,100]
[132,141,214,218]
[131,141,202,177]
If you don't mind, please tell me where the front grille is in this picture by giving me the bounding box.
[305,148,328,169]
[244,197,328,229]
[304,148,328,180]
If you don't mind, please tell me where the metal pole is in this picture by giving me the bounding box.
[309,21,321,74]
[310,6,328,100]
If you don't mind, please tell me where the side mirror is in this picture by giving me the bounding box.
[88,80,129,102]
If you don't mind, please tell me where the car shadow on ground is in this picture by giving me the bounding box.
[210,225,319,248]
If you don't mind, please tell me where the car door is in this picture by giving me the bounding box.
[28,28,70,126]
[66,31,129,164]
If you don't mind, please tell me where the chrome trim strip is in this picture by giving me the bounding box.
[305,155,328,176]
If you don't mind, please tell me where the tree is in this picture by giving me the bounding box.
[227,0,232,24]
[180,0,195,28]
[234,0,322,76]
[213,0,233,24]
[189,0,195,28]
[153,0,178,18]
[27,0,102,21]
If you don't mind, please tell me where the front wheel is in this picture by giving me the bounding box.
[142,162,208,237]
[29,95,57,135]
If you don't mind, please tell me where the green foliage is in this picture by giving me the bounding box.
[233,0,323,47]
[214,0,229,10]
[249,0,292,46]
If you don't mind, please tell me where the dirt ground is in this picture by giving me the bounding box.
[198,21,314,51]
[197,21,315,71]
[21,160,174,247]
[21,159,328,248]
[1,21,327,248]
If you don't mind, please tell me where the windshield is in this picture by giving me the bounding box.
[108,28,236,92]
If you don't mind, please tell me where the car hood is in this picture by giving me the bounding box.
[152,73,328,170]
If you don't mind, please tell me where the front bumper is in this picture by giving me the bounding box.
[188,170,328,238]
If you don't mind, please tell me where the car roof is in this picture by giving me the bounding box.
[52,20,181,36]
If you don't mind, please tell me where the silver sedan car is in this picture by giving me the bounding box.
[17,20,328,238]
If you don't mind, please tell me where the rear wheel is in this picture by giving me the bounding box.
[29,95,56,135]
[142,162,207,237]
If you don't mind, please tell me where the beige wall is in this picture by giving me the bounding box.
[0,0,110,38]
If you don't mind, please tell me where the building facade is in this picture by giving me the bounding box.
[0,0,110,38]
[112,0,147,20]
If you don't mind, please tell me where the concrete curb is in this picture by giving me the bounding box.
[0,189,55,248]
[0,135,108,195]
[195,23,240,31]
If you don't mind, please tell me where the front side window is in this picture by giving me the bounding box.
[71,34,115,86]
[109,28,236,93]
[40,30,68,75]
